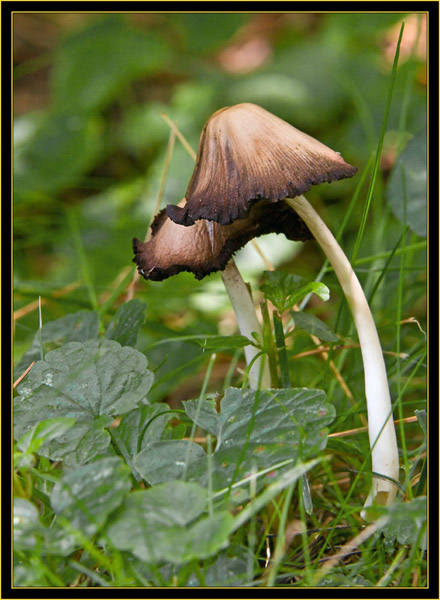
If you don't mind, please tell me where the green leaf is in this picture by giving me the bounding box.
[191,335,254,350]
[186,388,333,453]
[14,458,132,556]
[13,495,74,556]
[231,459,321,532]
[14,310,99,378]
[184,544,251,586]
[50,457,131,536]
[134,440,206,485]
[135,387,334,497]
[14,112,104,200]
[260,271,330,313]
[52,15,171,113]
[13,498,45,552]
[116,404,175,455]
[170,13,249,54]
[13,498,57,552]
[16,417,76,455]
[14,340,154,464]
[105,299,147,347]
[386,130,427,237]
[382,497,427,546]
[415,409,427,436]
[105,481,233,564]
[290,310,339,342]
[112,404,176,480]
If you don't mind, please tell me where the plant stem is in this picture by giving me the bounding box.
[260,301,280,387]
[272,311,290,388]
[220,260,271,389]
[285,195,399,509]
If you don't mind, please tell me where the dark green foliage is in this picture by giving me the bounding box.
[105,299,147,346]
[382,497,427,546]
[169,13,250,54]
[387,130,427,237]
[13,11,427,588]
[14,340,154,464]
[135,387,334,495]
[290,311,339,342]
[14,111,105,202]
[52,16,172,113]
[15,310,99,378]
[106,481,234,564]
[13,328,331,575]
[260,271,329,314]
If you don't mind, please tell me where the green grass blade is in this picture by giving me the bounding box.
[351,21,405,265]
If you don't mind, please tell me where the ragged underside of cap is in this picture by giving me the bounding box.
[166,103,357,227]
[133,200,312,281]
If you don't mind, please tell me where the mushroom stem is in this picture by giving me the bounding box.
[285,195,399,508]
[220,259,271,389]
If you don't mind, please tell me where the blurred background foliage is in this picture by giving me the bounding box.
[14,12,427,411]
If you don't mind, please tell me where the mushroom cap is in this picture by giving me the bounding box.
[133,199,312,281]
[166,103,357,227]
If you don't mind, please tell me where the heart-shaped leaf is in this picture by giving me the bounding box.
[135,387,334,498]
[14,340,154,464]
[105,480,232,564]
[14,310,99,379]
[50,457,132,536]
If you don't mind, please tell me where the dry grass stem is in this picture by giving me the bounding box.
[13,361,35,388]
[14,281,80,321]
[125,129,176,301]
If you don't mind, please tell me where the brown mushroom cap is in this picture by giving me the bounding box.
[166,103,357,227]
[133,199,312,281]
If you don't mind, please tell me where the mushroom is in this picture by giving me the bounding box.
[284,196,399,511]
[133,199,311,281]
[166,103,357,227]
[133,198,312,389]
[163,103,399,509]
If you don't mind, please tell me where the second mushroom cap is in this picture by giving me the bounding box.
[166,102,357,227]
[133,198,312,281]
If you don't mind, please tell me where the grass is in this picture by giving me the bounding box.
[12,12,427,589]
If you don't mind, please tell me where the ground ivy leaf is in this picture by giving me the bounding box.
[16,417,76,455]
[185,387,333,452]
[13,498,43,552]
[113,405,175,480]
[382,496,427,546]
[105,481,232,564]
[186,544,251,586]
[14,340,154,463]
[13,497,76,556]
[134,440,206,484]
[50,457,132,537]
[137,387,334,495]
[186,387,333,492]
[14,310,99,379]
[115,404,174,456]
[176,512,233,563]
[105,299,147,347]
[290,310,339,342]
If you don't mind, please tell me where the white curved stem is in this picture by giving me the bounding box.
[220,260,271,389]
[286,195,399,509]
